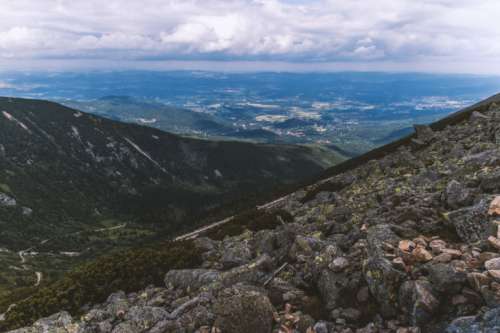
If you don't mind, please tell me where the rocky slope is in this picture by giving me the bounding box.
[6,96,500,332]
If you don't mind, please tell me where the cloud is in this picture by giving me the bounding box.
[0,0,498,72]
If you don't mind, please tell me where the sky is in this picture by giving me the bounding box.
[0,0,499,74]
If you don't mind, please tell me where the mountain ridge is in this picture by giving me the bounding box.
[0,96,342,308]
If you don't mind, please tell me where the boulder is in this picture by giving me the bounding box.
[428,263,467,294]
[485,258,500,271]
[220,254,273,287]
[8,311,84,333]
[414,125,435,144]
[330,257,350,272]
[399,280,440,327]
[481,170,500,193]
[213,285,275,333]
[445,307,500,333]
[363,256,405,318]
[447,200,491,243]
[317,269,353,310]
[221,240,253,269]
[164,269,221,292]
[444,180,472,209]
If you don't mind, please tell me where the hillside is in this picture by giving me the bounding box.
[0,97,342,303]
[4,94,500,332]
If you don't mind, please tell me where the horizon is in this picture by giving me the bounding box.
[1,64,500,77]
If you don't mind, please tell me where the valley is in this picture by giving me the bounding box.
[0,96,342,304]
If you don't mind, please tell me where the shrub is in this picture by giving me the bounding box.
[0,240,202,331]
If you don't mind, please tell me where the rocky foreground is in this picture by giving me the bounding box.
[9,102,500,332]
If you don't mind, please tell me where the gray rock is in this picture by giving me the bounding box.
[428,263,467,294]
[485,258,500,271]
[446,307,500,333]
[342,307,362,322]
[213,285,275,333]
[481,169,500,193]
[0,192,16,207]
[221,240,253,269]
[363,256,405,318]
[111,321,141,333]
[399,280,440,327]
[444,180,472,209]
[317,269,350,310]
[414,124,435,144]
[164,269,221,292]
[123,306,168,330]
[330,257,349,272]
[220,254,273,288]
[447,199,492,243]
[193,237,217,253]
[470,111,490,121]
[366,224,401,258]
[253,230,277,256]
[313,321,331,333]
[8,311,83,333]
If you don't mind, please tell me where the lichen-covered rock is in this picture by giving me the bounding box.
[428,262,467,294]
[213,285,275,333]
[399,280,440,327]
[8,312,82,333]
[164,269,221,292]
[447,199,492,243]
[444,180,472,209]
[220,240,253,269]
[363,256,405,318]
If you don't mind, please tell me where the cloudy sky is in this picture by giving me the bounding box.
[0,0,499,73]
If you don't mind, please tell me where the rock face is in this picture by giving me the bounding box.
[8,101,500,332]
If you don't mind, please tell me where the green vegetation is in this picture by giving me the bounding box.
[0,240,202,331]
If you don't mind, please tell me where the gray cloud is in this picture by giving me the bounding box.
[0,0,499,73]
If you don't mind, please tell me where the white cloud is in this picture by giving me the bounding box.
[0,0,498,72]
